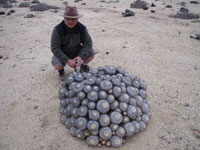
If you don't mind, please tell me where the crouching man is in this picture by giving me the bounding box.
[51,6,95,81]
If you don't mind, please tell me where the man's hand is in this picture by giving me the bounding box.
[73,56,83,67]
[67,59,75,68]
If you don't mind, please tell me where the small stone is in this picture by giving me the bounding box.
[31,0,40,4]
[151,10,156,13]
[180,2,186,7]
[151,3,156,7]
[122,9,135,17]
[18,2,30,7]
[184,103,189,107]
[190,1,199,4]
[33,106,38,109]
[166,5,172,8]
[0,12,6,15]
[24,14,36,18]
[106,52,109,54]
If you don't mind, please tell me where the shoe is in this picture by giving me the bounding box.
[58,68,66,81]
[80,64,90,72]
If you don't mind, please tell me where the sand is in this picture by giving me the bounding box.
[0,0,200,150]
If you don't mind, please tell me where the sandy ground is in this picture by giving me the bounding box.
[0,0,200,150]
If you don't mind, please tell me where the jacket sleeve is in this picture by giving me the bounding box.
[79,27,93,60]
[51,28,69,66]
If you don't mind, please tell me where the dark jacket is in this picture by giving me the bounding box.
[51,21,93,65]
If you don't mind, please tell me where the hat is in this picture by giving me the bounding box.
[61,6,83,18]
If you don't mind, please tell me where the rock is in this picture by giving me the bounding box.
[151,10,156,13]
[190,126,200,139]
[194,64,200,70]
[180,2,186,7]
[190,1,199,4]
[30,3,59,11]
[9,9,15,13]
[166,5,172,8]
[130,0,148,9]
[190,34,200,40]
[31,0,40,4]
[63,1,68,6]
[0,0,13,8]
[33,106,38,109]
[180,7,189,13]
[18,2,30,7]
[7,9,15,15]
[106,52,109,54]
[0,55,3,59]
[151,3,156,7]
[74,0,82,2]
[191,20,200,23]
[24,14,36,18]
[122,9,135,17]
[81,3,86,5]
[0,11,6,15]
[184,103,189,107]
[143,6,148,10]
[170,8,199,19]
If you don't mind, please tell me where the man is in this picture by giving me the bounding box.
[51,6,95,80]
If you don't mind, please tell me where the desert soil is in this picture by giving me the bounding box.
[0,0,200,150]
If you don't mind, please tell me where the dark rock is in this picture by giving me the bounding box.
[190,34,200,41]
[3,56,9,60]
[0,11,6,15]
[24,14,36,18]
[180,7,189,13]
[143,6,148,10]
[171,8,199,19]
[106,52,109,54]
[130,0,148,9]
[6,9,15,15]
[51,9,58,13]
[180,2,186,7]
[0,0,9,4]
[166,5,172,8]
[30,3,59,11]
[190,126,200,139]
[151,10,156,13]
[102,30,105,32]
[190,1,199,4]
[9,0,17,3]
[63,1,68,6]
[9,9,15,13]
[184,103,189,107]
[33,106,38,109]
[191,20,200,23]
[74,0,82,2]
[122,9,135,17]
[31,0,40,4]
[151,3,156,7]
[18,2,30,7]
[0,2,12,8]
[0,0,15,8]
[0,55,3,59]
[81,3,86,5]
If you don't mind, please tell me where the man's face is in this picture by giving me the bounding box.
[64,17,78,28]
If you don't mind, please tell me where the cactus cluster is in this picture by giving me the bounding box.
[59,66,150,147]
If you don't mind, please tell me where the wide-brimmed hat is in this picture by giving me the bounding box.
[61,6,83,18]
